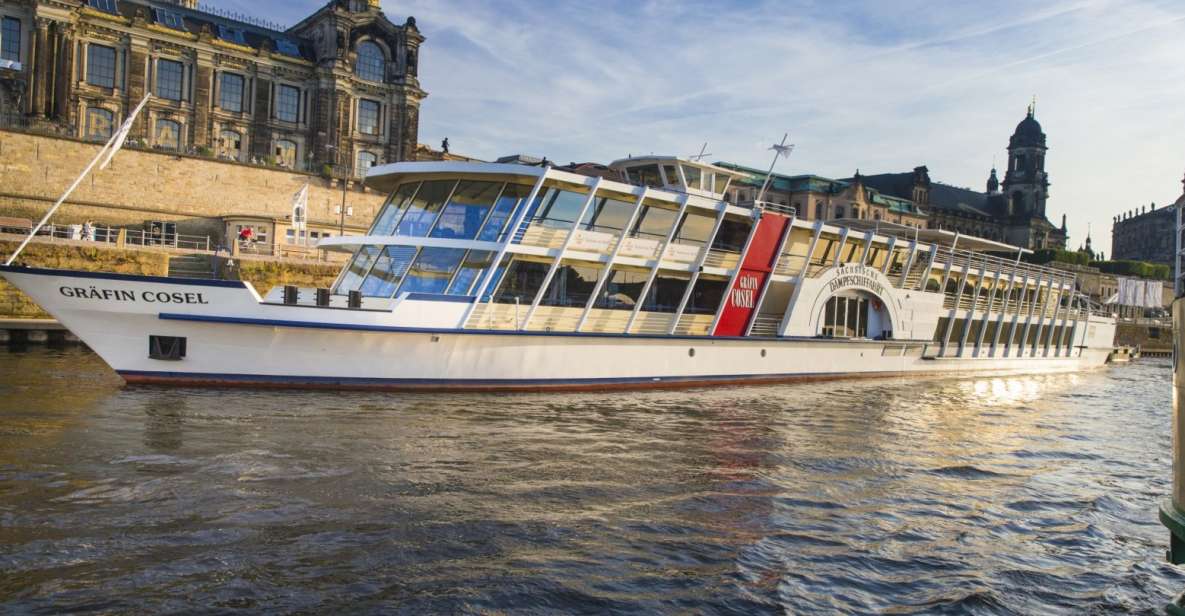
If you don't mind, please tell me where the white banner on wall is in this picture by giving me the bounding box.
[1115,276,1163,308]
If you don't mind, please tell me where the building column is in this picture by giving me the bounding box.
[53,23,74,123]
[192,51,213,148]
[31,18,51,117]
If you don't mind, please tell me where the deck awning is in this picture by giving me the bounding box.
[833,219,1031,255]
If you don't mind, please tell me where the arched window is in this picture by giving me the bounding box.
[155,119,181,150]
[218,130,242,160]
[274,139,297,169]
[85,107,114,141]
[356,151,377,177]
[355,41,385,82]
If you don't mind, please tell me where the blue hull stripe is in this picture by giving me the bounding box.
[0,265,247,288]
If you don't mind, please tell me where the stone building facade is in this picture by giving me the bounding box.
[1110,175,1184,266]
[854,107,1068,250]
[0,0,425,178]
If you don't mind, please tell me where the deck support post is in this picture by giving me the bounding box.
[668,204,728,335]
[990,259,1022,357]
[939,255,968,357]
[625,195,690,334]
[575,188,649,332]
[973,269,1003,357]
[777,220,824,337]
[1030,275,1056,356]
[519,177,603,330]
[958,257,988,356]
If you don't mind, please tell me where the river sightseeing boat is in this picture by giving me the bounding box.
[0,156,1117,391]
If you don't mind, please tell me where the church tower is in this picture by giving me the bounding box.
[1001,103,1049,218]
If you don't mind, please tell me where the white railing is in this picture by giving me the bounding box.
[31,224,213,252]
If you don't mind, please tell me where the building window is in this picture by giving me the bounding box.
[217,129,241,160]
[86,44,116,88]
[219,72,244,112]
[155,119,180,151]
[156,59,184,100]
[815,203,824,220]
[1,17,20,63]
[274,139,297,169]
[85,107,114,140]
[357,99,380,135]
[356,151,377,178]
[276,85,299,122]
[355,41,385,82]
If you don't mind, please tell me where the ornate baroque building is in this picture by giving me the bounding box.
[0,0,425,176]
[855,107,1067,250]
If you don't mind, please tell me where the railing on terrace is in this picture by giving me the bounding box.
[736,200,797,217]
[932,246,1072,285]
[26,223,214,252]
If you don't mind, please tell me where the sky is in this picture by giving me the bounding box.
[237,0,1185,255]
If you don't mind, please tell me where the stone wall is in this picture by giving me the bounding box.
[0,130,386,241]
[1115,322,1172,353]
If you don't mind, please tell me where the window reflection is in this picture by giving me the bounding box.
[431,181,501,239]
[539,263,602,307]
[359,245,417,297]
[371,182,420,235]
[673,211,716,246]
[580,195,634,234]
[494,259,550,304]
[632,204,678,240]
[396,179,455,236]
[335,244,380,294]
[399,247,467,295]
[684,277,727,314]
[447,250,494,296]
[681,164,702,190]
[477,183,533,242]
[641,273,690,313]
[595,267,648,310]
[525,187,588,230]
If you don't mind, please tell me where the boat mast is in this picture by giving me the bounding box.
[754,133,794,205]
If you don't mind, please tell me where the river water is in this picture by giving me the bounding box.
[0,347,1181,614]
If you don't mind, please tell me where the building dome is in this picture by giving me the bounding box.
[1009,109,1046,148]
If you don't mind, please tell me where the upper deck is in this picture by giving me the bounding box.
[308,158,1105,357]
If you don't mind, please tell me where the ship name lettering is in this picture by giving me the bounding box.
[141,291,210,304]
[59,286,135,301]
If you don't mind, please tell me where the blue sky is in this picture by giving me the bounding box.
[240,0,1185,254]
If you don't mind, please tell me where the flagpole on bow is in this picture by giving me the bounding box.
[5,93,152,266]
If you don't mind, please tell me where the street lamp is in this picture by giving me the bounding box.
[324,144,349,235]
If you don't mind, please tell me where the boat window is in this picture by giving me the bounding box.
[398,247,467,295]
[478,183,534,242]
[660,164,680,186]
[395,179,456,236]
[430,180,502,239]
[713,175,731,194]
[335,244,382,293]
[641,273,690,313]
[580,195,635,234]
[681,164,702,190]
[447,250,495,296]
[539,263,603,307]
[526,187,588,230]
[631,204,678,240]
[371,182,420,235]
[711,217,751,253]
[672,211,716,247]
[702,172,715,193]
[841,238,864,263]
[359,245,417,297]
[594,267,648,310]
[493,258,550,304]
[684,276,727,315]
[631,165,663,188]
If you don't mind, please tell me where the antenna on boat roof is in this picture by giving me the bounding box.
[755,133,794,204]
[688,142,712,162]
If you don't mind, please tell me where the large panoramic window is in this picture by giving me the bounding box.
[156,59,184,101]
[524,187,588,230]
[627,165,663,188]
[219,72,244,112]
[357,99,380,135]
[580,195,634,234]
[640,273,690,313]
[711,218,752,253]
[276,85,300,122]
[673,210,716,246]
[86,44,116,88]
[1,17,21,63]
[355,41,385,82]
[336,245,381,294]
[539,263,603,308]
[84,107,114,141]
[359,245,417,297]
[594,267,648,310]
[684,277,727,315]
[370,182,420,235]
[431,181,501,239]
[398,247,467,295]
[155,119,180,151]
[631,204,678,240]
[493,259,549,304]
[477,183,533,242]
[447,250,495,296]
[395,179,455,236]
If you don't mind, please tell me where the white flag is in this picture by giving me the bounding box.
[99,93,152,170]
[291,183,309,233]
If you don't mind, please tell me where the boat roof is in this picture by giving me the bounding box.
[607,155,752,179]
[834,219,1031,254]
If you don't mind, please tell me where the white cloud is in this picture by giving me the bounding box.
[260,0,1185,254]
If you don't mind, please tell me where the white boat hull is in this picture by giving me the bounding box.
[1,266,1114,392]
